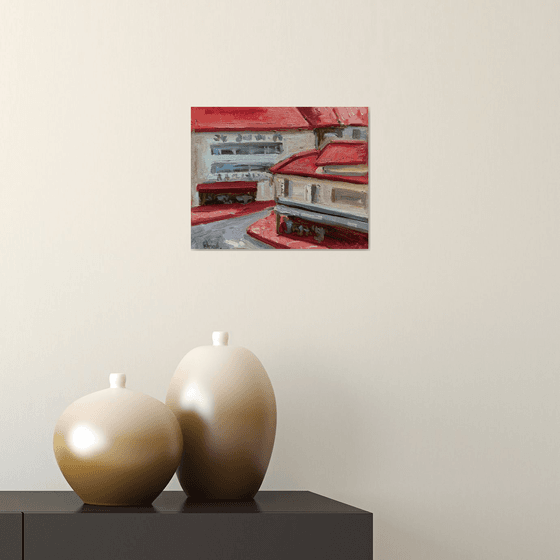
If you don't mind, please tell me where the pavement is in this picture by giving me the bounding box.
[191,208,275,250]
[191,201,275,226]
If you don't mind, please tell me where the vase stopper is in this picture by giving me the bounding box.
[109,373,126,388]
[212,332,229,346]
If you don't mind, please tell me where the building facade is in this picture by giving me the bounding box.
[191,108,316,207]
[269,140,369,244]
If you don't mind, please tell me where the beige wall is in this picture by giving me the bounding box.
[1,1,560,559]
[274,173,369,215]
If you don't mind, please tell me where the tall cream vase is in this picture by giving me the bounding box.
[166,332,277,500]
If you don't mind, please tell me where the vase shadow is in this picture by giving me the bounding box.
[181,497,261,513]
[78,503,158,513]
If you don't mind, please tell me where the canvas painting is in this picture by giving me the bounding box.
[191,107,369,250]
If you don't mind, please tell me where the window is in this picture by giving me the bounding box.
[331,188,367,207]
[282,179,292,198]
[310,184,319,203]
[323,129,344,142]
[352,128,367,140]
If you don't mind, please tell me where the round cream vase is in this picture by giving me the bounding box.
[53,373,183,506]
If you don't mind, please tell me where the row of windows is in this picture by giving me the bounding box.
[211,163,271,174]
[280,179,366,208]
[210,143,283,156]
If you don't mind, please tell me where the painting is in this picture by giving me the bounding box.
[191,107,369,250]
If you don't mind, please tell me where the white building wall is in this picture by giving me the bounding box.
[273,173,369,218]
[191,129,315,206]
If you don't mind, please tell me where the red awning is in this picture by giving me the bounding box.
[197,182,258,193]
[315,141,368,166]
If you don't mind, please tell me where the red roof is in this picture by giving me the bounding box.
[315,141,368,166]
[191,107,312,132]
[192,107,369,131]
[269,150,368,185]
[334,107,368,126]
[197,181,258,193]
[296,107,340,127]
[297,107,369,127]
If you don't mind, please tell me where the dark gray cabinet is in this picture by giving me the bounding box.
[0,491,372,559]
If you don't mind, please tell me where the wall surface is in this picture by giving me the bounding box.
[1,1,559,558]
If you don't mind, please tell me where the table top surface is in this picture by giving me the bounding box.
[0,491,371,515]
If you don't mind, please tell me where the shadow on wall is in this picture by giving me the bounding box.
[375,519,471,560]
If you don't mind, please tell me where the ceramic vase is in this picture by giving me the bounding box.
[53,373,183,506]
[166,332,277,500]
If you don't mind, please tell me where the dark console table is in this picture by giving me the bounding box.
[0,491,372,560]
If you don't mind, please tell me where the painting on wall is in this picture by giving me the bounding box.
[191,107,369,250]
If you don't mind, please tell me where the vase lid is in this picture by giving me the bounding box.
[109,373,126,388]
[212,331,229,346]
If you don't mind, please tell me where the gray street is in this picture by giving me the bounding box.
[191,208,275,250]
